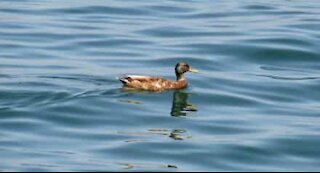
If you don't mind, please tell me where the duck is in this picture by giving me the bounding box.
[119,62,198,91]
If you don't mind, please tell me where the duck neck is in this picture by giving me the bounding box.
[176,72,185,81]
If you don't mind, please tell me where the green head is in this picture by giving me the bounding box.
[175,62,198,80]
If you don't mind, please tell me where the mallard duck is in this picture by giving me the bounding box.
[119,62,198,91]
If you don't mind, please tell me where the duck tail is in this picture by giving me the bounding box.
[119,75,131,84]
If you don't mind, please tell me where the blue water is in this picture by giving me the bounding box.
[1,0,320,171]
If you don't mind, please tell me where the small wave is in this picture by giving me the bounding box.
[254,74,319,81]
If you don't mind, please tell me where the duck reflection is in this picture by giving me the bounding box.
[120,88,197,117]
[169,129,189,140]
[170,90,197,117]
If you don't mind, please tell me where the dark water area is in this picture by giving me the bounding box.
[0,0,320,171]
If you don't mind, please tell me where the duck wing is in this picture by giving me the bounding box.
[119,75,169,91]
[119,75,156,84]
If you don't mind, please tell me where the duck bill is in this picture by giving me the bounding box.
[189,67,199,73]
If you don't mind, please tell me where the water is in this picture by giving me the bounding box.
[0,0,320,171]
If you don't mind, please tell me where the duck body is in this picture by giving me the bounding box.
[119,62,197,92]
[120,75,188,91]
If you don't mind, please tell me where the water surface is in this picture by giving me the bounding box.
[0,0,320,171]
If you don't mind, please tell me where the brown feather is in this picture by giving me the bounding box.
[120,75,187,91]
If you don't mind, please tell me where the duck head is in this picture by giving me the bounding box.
[175,62,198,81]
